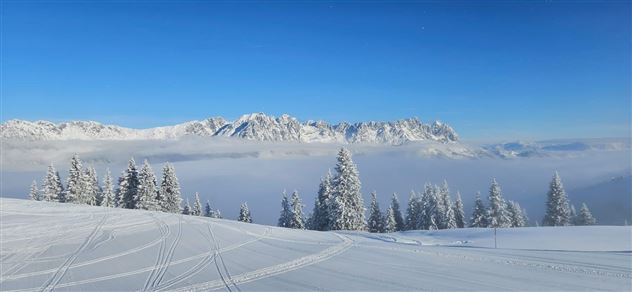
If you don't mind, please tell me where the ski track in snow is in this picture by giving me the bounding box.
[39,213,109,292]
[1,199,630,291]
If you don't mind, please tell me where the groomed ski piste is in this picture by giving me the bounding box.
[1,198,630,291]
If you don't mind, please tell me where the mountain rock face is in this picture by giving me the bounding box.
[0,113,458,144]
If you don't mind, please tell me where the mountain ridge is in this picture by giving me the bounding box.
[0,113,458,145]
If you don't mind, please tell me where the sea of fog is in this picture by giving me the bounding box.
[1,138,630,225]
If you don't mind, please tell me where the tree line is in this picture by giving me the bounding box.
[28,149,596,230]
[277,148,596,232]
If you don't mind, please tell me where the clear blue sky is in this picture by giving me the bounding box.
[1,1,630,140]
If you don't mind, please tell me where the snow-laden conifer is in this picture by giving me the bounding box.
[204,200,213,217]
[438,181,457,229]
[384,206,398,233]
[159,163,182,213]
[192,192,203,216]
[542,172,571,226]
[419,184,439,230]
[487,179,511,228]
[278,191,292,228]
[470,192,488,227]
[65,154,83,203]
[136,160,159,211]
[329,148,366,231]
[576,203,596,225]
[390,193,405,231]
[182,198,192,215]
[367,192,384,233]
[507,201,526,227]
[289,191,305,229]
[311,170,334,231]
[454,191,466,228]
[83,166,100,206]
[101,169,115,207]
[29,180,41,201]
[238,202,252,223]
[404,191,420,230]
[42,164,63,202]
[118,158,140,209]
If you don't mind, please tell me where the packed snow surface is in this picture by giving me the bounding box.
[1,198,630,291]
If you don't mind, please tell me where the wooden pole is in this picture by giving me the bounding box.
[494,227,497,249]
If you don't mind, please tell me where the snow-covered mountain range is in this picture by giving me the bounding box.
[0,113,458,144]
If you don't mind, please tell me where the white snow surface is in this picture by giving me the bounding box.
[1,198,630,291]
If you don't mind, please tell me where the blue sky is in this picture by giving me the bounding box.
[1,1,630,140]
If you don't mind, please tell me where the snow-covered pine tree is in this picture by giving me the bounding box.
[29,180,41,201]
[390,193,405,231]
[438,181,457,229]
[65,154,83,203]
[384,206,397,233]
[238,203,252,223]
[182,198,191,215]
[204,200,212,217]
[101,169,115,207]
[487,179,511,228]
[289,191,306,229]
[135,160,159,211]
[192,192,203,216]
[311,170,334,231]
[82,166,100,206]
[404,190,420,230]
[542,172,571,226]
[454,191,466,228]
[278,191,292,228]
[470,192,488,227]
[42,164,63,202]
[576,203,596,225]
[507,201,526,227]
[570,204,578,225]
[419,184,439,230]
[367,192,384,233]
[118,158,140,209]
[329,148,366,231]
[159,163,182,213]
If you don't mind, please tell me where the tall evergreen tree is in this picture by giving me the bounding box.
[192,192,203,216]
[29,180,41,201]
[65,154,83,203]
[507,201,526,227]
[182,198,191,215]
[438,181,457,229]
[384,206,398,233]
[82,166,99,206]
[278,191,292,227]
[204,200,212,217]
[542,172,571,226]
[311,170,334,231]
[136,160,159,211]
[454,191,466,228]
[470,192,488,227]
[118,158,140,209]
[159,163,182,213]
[390,193,405,231]
[42,164,63,202]
[576,203,596,225]
[419,184,439,230]
[101,169,115,207]
[238,202,252,223]
[329,148,366,231]
[289,191,306,229]
[404,190,420,230]
[487,179,511,228]
[367,192,384,233]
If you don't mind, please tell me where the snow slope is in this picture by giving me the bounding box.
[0,113,458,145]
[1,198,630,291]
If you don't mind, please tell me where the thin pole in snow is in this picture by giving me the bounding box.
[494,227,497,249]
